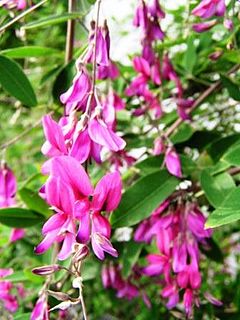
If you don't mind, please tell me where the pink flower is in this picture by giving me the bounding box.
[183,288,194,317]
[60,67,91,115]
[153,137,164,155]
[77,171,122,260]
[165,148,182,178]
[148,0,165,19]
[85,21,110,66]
[97,60,120,80]
[9,228,25,243]
[88,107,126,152]
[192,0,226,19]
[31,296,49,320]
[162,283,179,309]
[0,163,17,208]
[133,0,148,30]
[224,19,234,31]
[192,20,217,32]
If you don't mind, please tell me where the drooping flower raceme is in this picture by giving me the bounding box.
[134,200,217,317]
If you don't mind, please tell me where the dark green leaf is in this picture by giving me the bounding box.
[207,134,240,162]
[0,208,45,228]
[221,75,240,101]
[135,155,164,176]
[171,123,194,144]
[0,55,37,107]
[122,241,143,278]
[19,188,51,217]
[110,170,179,228]
[52,60,76,102]
[205,188,240,228]
[200,170,235,208]
[223,143,240,166]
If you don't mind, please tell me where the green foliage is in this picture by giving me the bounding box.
[0,55,37,107]
[0,208,44,228]
[110,170,179,228]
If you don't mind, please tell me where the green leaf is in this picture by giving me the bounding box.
[0,55,37,107]
[200,170,235,208]
[1,46,60,59]
[183,35,197,75]
[207,134,240,162]
[52,60,76,102]
[122,241,143,278]
[19,188,51,217]
[0,208,45,228]
[221,75,240,101]
[135,155,164,176]
[205,188,240,228]
[200,238,224,263]
[23,12,83,30]
[171,123,194,144]
[223,143,240,166]
[82,260,99,281]
[110,170,179,228]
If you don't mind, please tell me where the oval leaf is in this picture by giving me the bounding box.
[0,55,37,107]
[1,46,60,59]
[205,188,240,228]
[0,208,44,228]
[19,188,51,217]
[110,170,179,228]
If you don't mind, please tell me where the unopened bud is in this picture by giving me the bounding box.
[72,244,89,263]
[32,265,60,276]
[47,290,70,302]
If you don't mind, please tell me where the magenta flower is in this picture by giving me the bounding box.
[0,270,19,313]
[97,60,120,80]
[31,295,49,320]
[161,283,179,309]
[77,171,122,260]
[60,67,91,115]
[192,0,226,19]
[104,91,125,111]
[133,0,148,30]
[192,20,217,32]
[9,228,25,243]
[1,0,27,10]
[165,148,182,178]
[88,108,126,152]
[148,0,165,19]
[0,163,17,208]
[85,21,110,66]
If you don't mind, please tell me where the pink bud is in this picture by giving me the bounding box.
[153,137,164,155]
[224,19,234,31]
[32,265,60,276]
[165,148,182,178]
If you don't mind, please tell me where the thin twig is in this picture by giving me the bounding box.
[65,0,76,63]
[0,0,48,34]
[165,64,240,138]
[0,111,53,150]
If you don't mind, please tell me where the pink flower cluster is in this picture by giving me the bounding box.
[0,162,25,242]
[192,0,229,33]
[0,268,24,313]
[128,0,194,121]
[42,22,126,165]
[35,156,121,260]
[134,200,215,317]
[0,0,26,10]
[101,263,150,307]
[37,19,124,261]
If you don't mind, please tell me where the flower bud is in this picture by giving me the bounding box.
[153,137,164,156]
[72,244,89,263]
[32,264,60,276]
[224,19,233,31]
[50,300,72,312]
[47,290,70,302]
